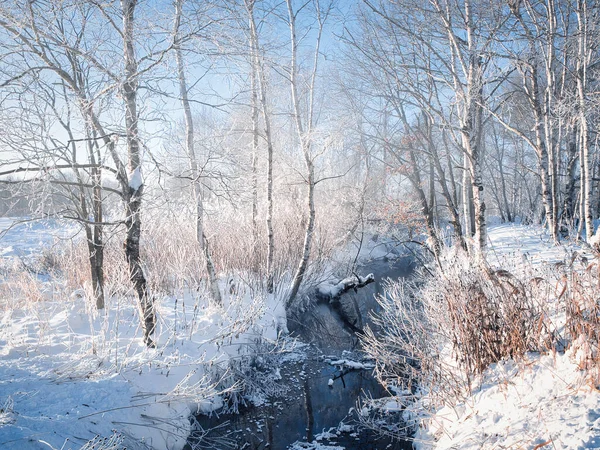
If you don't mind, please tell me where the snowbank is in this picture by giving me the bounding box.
[414,224,600,449]
[0,278,287,449]
[416,352,600,449]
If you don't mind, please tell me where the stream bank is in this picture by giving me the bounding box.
[187,256,416,450]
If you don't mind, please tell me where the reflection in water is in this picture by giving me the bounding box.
[188,258,415,450]
[304,377,314,442]
[190,358,412,449]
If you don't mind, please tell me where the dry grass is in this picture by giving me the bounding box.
[363,249,556,410]
[436,266,551,377]
[44,202,345,307]
[0,255,71,311]
[562,261,600,383]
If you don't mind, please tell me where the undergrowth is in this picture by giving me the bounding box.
[364,249,565,411]
[363,242,600,443]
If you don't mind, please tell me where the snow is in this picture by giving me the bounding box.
[415,224,600,449]
[0,217,77,258]
[418,354,600,449]
[485,223,593,268]
[128,166,143,191]
[382,400,403,412]
[288,443,344,450]
[327,359,374,370]
[317,274,375,300]
[0,219,289,449]
[289,423,356,450]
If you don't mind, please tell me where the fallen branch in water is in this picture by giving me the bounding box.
[317,273,375,302]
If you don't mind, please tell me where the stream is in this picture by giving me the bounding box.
[187,256,416,450]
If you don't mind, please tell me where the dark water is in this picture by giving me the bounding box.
[188,257,415,450]
[287,256,415,351]
[188,354,411,450]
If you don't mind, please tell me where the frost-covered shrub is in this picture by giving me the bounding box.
[363,250,553,409]
[208,345,289,415]
[55,235,131,299]
[563,263,600,382]
[79,432,125,450]
[432,265,550,377]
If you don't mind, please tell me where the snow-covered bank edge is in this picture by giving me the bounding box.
[408,224,600,449]
[0,276,290,449]
[415,351,600,449]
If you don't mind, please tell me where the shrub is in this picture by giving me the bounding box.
[433,266,550,377]
[563,261,600,383]
[363,250,554,409]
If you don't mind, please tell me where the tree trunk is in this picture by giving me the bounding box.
[462,152,475,237]
[265,113,274,294]
[576,0,593,242]
[88,179,105,311]
[287,157,316,309]
[529,64,558,242]
[246,0,275,293]
[285,0,322,308]
[409,148,441,259]
[250,30,260,271]
[87,232,105,311]
[175,0,222,304]
[121,0,155,346]
[463,1,487,257]
[72,116,106,310]
[544,0,560,243]
[578,132,585,239]
[425,114,466,250]
[493,128,513,223]
[562,131,578,229]
[89,132,105,310]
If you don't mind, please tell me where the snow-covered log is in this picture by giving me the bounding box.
[317,273,375,302]
[313,273,376,333]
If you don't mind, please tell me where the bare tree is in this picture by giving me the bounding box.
[493,0,576,243]
[575,0,596,243]
[174,0,222,304]
[0,0,170,345]
[245,0,276,293]
[0,76,112,310]
[285,0,330,309]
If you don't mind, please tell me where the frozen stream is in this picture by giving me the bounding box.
[189,258,416,450]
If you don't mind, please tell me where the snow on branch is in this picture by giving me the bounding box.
[317,273,375,302]
[128,166,143,191]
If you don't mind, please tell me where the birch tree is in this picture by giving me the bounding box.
[494,0,575,243]
[285,0,330,308]
[575,0,597,243]
[245,0,276,293]
[174,0,222,304]
[0,0,167,346]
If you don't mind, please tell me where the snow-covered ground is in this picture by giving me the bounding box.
[0,218,288,449]
[486,223,592,267]
[5,219,598,449]
[0,217,77,258]
[0,288,289,449]
[416,224,600,449]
